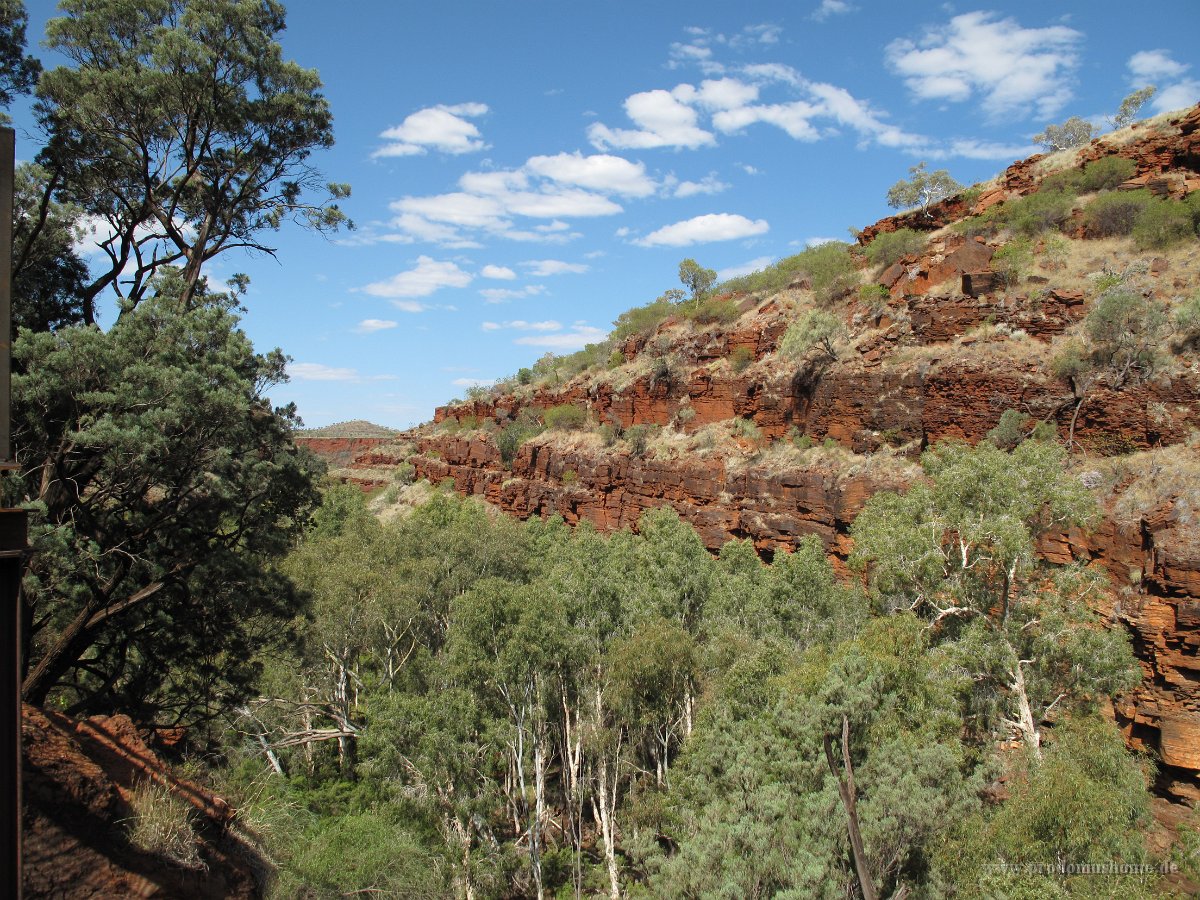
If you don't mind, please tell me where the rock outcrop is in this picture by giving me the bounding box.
[22,705,266,898]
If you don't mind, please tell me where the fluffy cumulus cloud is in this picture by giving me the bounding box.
[590,64,926,152]
[885,12,1082,120]
[360,257,473,306]
[525,152,657,197]
[384,154,645,246]
[374,103,489,157]
[634,212,768,247]
[673,173,730,198]
[481,264,517,280]
[1127,51,1199,115]
[587,89,717,150]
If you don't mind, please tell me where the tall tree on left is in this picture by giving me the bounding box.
[5,0,348,726]
[22,0,350,322]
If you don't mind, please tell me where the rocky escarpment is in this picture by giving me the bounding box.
[22,705,267,898]
[317,107,1200,807]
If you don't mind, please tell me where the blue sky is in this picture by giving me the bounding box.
[13,1,1200,428]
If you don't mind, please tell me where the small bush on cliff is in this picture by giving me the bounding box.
[780,309,844,361]
[1132,198,1194,250]
[864,228,927,269]
[999,190,1075,237]
[612,297,675,343]
[729,346,753,374]
[624,423,656,456]
[498,409,544,465]
[992,239,1033,286]
[1173,291,1200,349]
[1085,288,1169,383]
[1084,189,1154,238]
[544,403,588,430]
[1041,156,1135,196]
[681,294,741,325]
[717,241,856,303]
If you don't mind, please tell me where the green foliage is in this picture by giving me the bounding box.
[497,409,544,465]
[730,416,762,444]
[607,349,626,369]
[679,294,741,325]
[543,402,588,430]
[886,161,963,213]
[611,298,674,343]
[1083,188,1155,238]
[986,408,1026,450]
[561,467,578,484]
[1085,288,1168,382]
[864,227,927,268]
[1033,116,1095,151]
[992,238,1034,285]
[936,714,1158,897]
[999,190,1074,237]
[1075,155,1136,193]
[729,346,753,374]
[35,0,350,315]
[859,283,890,312]
[13,283,321,721]
[678,258,717,301]
[624,423,656,457]
[1038,232,1071,270]
[779,309,845,361]
[0,0,39,110]
[1111,85,1157,130]
[718,241,856,304]
[1131,197,1195,250]
[1173,291,1200,347]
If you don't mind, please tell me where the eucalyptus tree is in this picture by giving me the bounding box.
[27,0,351,320]
[850,439,1139,757]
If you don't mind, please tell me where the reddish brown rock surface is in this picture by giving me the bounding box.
[22,705,265,898]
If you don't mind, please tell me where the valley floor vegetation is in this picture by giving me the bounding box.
[201,435,1186,898]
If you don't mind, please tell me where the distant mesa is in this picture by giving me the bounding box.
[297,419,399,439]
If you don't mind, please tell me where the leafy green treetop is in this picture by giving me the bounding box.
[31,0,352,320]
[1033,115,1096,152]
[1111,85,1157,130]
[885,162,962,216]
[0,0,39,111]
[677,258,716,304]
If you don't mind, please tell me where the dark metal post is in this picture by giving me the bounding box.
[0,125,28,900]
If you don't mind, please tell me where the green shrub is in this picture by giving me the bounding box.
[624,423,656,457]
[731,417,762,444]
[682,295,741,325]
[864,228,927,269]
[1085,288,1168,381]
[1038,233,1071,270]
[992,238,1033,286]
[392,461,415,484]
[599,423,620,446]
[729,346,753,373]
[612,298,674,343]
[1173,291,1200,342]
[859,283,890,312]
[516,367,533,385]
[497,410,544,465]
[1084,189,1154,238]
[561,468,578,484]
[1000,190,1074,237]
[1132,199,1194,250]
[717,241,857,304]
[1075,156,1135,193]
[788,426,813,450]
[675,404,697,425]
[607,349,626,369]
[779,309,844,361]
[543,403,587,430]
[986,408,1025,450]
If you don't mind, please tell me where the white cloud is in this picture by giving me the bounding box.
[523,259,589,276]
[289,363,397,383]
[674,78,761,111]
[481,264,517,280]
[355,319,398,333]
[514,325,607,350]
[374,102,489,157]
[1151,80,1200,114]
[674,174,730,198]
[1126,52,1198,115]
[479,285,546,303]
[712,100,824,141]
[525,152,657,197]
[1128,49,1189,83]
[812,0,854,21]
[806,82,926,149]
[361,256,473,300]
[717,256,774,280]
[886,12,1082,119]
[483,320,563,332]
[635,213,769,247]
[587,88,717,150]
[945,138,1039,161]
